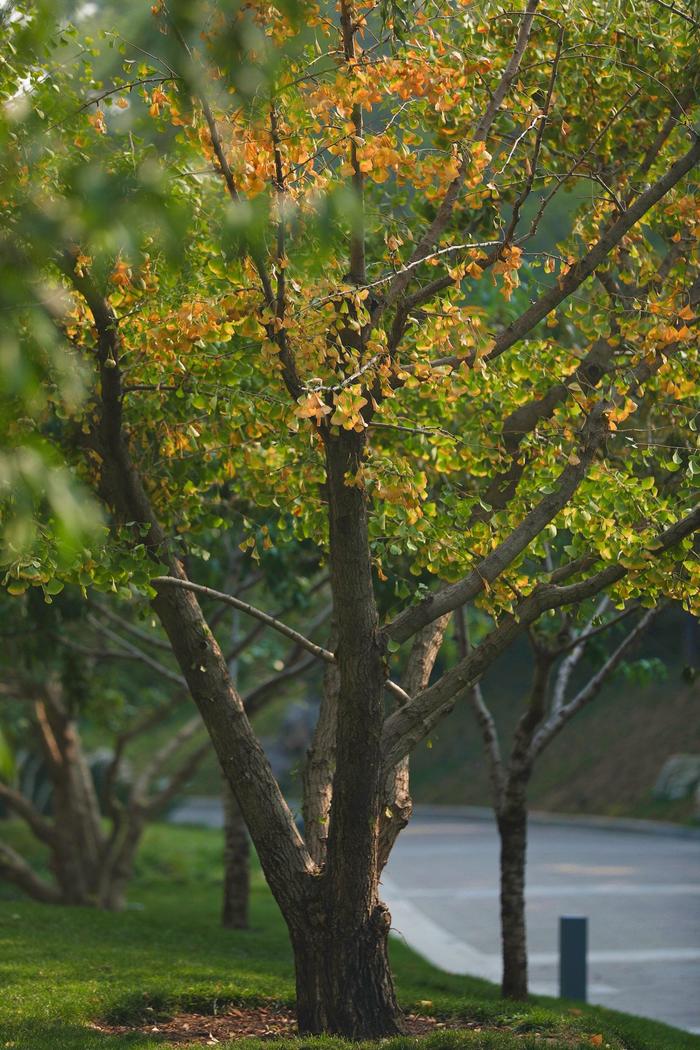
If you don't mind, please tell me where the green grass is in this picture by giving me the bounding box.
[0,822,697,1050]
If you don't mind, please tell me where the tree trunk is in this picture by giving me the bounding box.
[94,370,402,1033]
[290,885,400,1037]
[35,688,106,906]
[302,634,338,866]
[221,777,250,929]
[497,799,528,999]
[313,431,403,1036]
[378,616,450,871]
[96,812,146,911]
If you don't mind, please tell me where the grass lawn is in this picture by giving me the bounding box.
[0,822,696,1050]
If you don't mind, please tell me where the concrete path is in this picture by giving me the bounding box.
[383,815,700,1035]
[169,798,700,1033]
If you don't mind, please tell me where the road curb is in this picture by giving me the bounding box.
[412,804,700,840]
[168,796,700,840]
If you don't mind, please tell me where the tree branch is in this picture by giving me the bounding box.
[528,605,662,760]
[386,337,688,644]
[426,131,700,371]
[131,714,204,807]
[86,613,186,687]
[152,576,411,702]
[381,506,698,770]
[91,601,172,651]
[650,0,700,29]
[377,0,541,316]
[0,783,56,846]
[386,399,611,643]
[0,842,61,903]
[243,652,318,714]
[485,133,700,365]
[461,611,505,809]
[67,259,314,888]
[549,595,610,713]
[168,19,302,399]
[145,737,211,815]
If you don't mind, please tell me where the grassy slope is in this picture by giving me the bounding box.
[0,823,697,1050]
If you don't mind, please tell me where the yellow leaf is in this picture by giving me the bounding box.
[295,392,332,425]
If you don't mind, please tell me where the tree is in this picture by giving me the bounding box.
[0,593,210,908]
[0,567,328,913]
[1,0,699,1036]
[461,598,664,1000]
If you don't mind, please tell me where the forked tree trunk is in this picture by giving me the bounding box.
[96,361,404,1034]
[292,430,404,1036]
[1,680,170,912]
[221,777,250,929]
[497,796,529,999]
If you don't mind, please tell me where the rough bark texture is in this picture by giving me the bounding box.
[291,892,398,1037]
[378,616,450,871]
[311,431,403,1037]
[221,777,250,929]
[302,636,338,867]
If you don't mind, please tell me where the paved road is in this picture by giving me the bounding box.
[383,816,700,1035]
[169,799,700,1034]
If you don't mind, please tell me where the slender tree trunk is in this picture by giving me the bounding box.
[378,616,450,871]
[497,794,529,999]
[221,777,250,929]
[302,635,338,866]
[35,688,106,906]
[98,814,145,911]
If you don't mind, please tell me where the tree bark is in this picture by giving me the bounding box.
[98,813,146,911]
[378,616,450,871]
[497,650,549,999]
[290,883,399,1037]
[221,777,250,929]
[302,632,338,867]
[34,687,105,906]
[315,431,403,1036]
[497,795,529,1000]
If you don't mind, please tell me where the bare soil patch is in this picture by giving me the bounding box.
[90,1005,470,1044]
[89,1003,587,1046]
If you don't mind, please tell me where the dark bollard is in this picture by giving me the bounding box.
[559,916,587,1002]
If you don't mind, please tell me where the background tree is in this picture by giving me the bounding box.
[0,592,209,908]
[460,598,664,1000]
[0,549,330,914]
[1,0,699,1036]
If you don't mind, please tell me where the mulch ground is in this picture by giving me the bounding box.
[90,1003,589,1046]
[90,1004,484,1044]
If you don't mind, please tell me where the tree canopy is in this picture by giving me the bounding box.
[1,0,698,1036]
